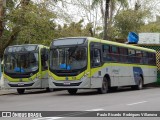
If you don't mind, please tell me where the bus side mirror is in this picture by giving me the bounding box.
[41,48,48,61]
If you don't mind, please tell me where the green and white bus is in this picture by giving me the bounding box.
[0,60,3,87]
[49,37,157,94]
[3,44,52,94]
[0,59,3,78]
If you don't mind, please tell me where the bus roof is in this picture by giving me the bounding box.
[53,37,156,53]
[6,44,48,49]
[87,37,156,53]
[4,44,49,54]
[7,44,47,47]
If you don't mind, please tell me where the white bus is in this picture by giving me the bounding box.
[3,44,53,94]
[0,59,3,87]
[49,37,157,94]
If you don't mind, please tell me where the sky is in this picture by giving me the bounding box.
[33,0,160,26]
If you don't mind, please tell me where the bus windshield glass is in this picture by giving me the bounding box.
[52,38,85,46]
[4,45,39,74]
[5,45,38,53]
[50,47,87,70]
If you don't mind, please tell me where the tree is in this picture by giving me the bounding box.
[92,0,128,40]
[114,9,150,38]
[140,16,160,32]
[0,0,4,37]
[92,0,110,40]
[53,19,96,39]
[108,0,128,40]
[0,0,5,58]
[68,0,98,37]
[0,0,57,57]
[0,0,31,58]
[10,2,56,45]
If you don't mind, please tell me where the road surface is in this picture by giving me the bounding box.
[0,87,160,120]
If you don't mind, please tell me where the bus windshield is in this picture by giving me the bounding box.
[4,46,39,74]
[50,47,87,70]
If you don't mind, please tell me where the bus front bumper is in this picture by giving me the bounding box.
[3,78,46,89]
[48,76,91,89]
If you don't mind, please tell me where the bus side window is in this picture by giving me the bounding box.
[135,50,143,64]
[110,46,119,62]
[0,61,3,73]
[142,52,148,64]
[41,48,48,71]
[102,44,111,61]
[128,49,136,63]
[119,48,128,63]
[148,53,156,65]
[91,49,101,67]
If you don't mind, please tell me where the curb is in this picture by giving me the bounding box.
[0,89,16,96]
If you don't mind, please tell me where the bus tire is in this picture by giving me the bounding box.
[132,76,143,90]
[109,86,118,92]
[17,89,25,94]
[68,89,78,95]
[97,77,108,94]
[46,88,54,92]
[46,87,54,92]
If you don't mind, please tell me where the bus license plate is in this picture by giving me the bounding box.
[63,82,70,85]
[18,83,24,86]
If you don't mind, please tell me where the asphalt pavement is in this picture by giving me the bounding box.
[0,87,160,120]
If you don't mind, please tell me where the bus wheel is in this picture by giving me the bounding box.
[132,77,143,90]
[17,89,25,94]
[68,89,78,95]
[97,77,108,94]
[46,88,54,92]
[109,86,118,92]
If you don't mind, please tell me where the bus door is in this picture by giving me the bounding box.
[0,58,1,79]
[40,47,49,88]
[90,42,103,88]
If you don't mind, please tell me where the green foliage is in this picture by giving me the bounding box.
[0,0,160,55]
[114,9,150,38]
[1,0,97,51]
[6,0,15,10]
[6,2,56,45]
[54,20,95,39]
[91,0,102,9]
[140,23,160,33]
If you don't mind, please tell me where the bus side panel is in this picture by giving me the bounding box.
[140,67,148,84]
[41,71,49,88]
[112,65,131,86]
[90,65,120,88]
[144,67,157,84]
[90,68,103,88]
[39,46,49,88]
[90,65,134,88]
[89,77,101,88]
[110,65,120,86]
[90,64,157,88]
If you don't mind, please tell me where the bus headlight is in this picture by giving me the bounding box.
[36,74,41,78]
[50,77,54,81]
[72,77,76,80]
[84,72,89,77]
[81,72,89,81]
[28,78,32,81]
[4,78,8,82]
